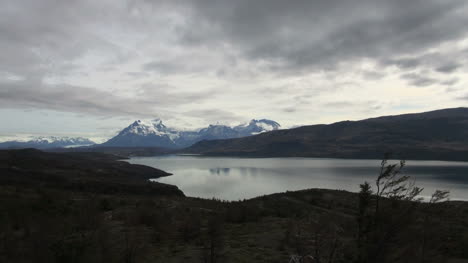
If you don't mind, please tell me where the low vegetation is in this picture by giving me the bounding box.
[1,149,468,262]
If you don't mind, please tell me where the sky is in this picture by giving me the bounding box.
[1,0,468,143]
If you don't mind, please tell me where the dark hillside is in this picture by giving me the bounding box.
[185,108,468,160]
[0,149,182,196]
[0,149,468,262]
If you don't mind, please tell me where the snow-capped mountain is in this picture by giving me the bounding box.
[0,136,95,149]
[101,119,281,148]
[235,119,281,136]
[101,119,180,148]
[118,119,179,140]
[196,124,240,140]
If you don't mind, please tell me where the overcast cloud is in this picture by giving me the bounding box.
[1,0,468,140]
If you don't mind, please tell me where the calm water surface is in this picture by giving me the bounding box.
[128,155,468,201]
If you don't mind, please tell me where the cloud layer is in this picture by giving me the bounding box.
[1,0,468,137]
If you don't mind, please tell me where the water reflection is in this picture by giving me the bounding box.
[128,156,468,201]
[209,167,231,175]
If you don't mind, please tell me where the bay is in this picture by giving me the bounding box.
[128,156,468,201]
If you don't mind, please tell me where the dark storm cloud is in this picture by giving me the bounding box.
[1,0,468,120]
[0,80,210,118]
[382,52,465,75]
[169,0,468,73]
[400,72,461,87]
[0,0,113,76]
[400,73,439,87]
[383,57,422,70]
[3,0,468,77]
[0,81,135,116]
[435,62,462,73]
[0,80,153,117]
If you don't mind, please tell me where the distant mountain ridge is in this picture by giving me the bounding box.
[0,136,95,149]
[6,108,468,161]
[184,107,468,161]
[101,119,281,148]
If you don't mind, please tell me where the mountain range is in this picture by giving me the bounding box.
[0,119,281,150]
[4,108,468,161]
[100,119,281,148]
[0,137,95,149]
[184,107,468,161]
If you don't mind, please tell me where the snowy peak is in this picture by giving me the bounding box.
[151,119,166,130]
[0,136,95,149]
[197,124,239,140]
[235,119,281,135]
[28,136,94,144]
[120,119,177,137]
[103,119,180,148]
[103,118,281,148]
[200,124,233,134]
[249,119,281,131]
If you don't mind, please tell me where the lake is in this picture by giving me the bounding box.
[128,155,468,201]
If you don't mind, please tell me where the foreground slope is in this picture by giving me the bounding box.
[185,107,468,161]
[0,149,467,262]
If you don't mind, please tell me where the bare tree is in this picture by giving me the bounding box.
[375,155,423,215]
[357,154,452,263]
